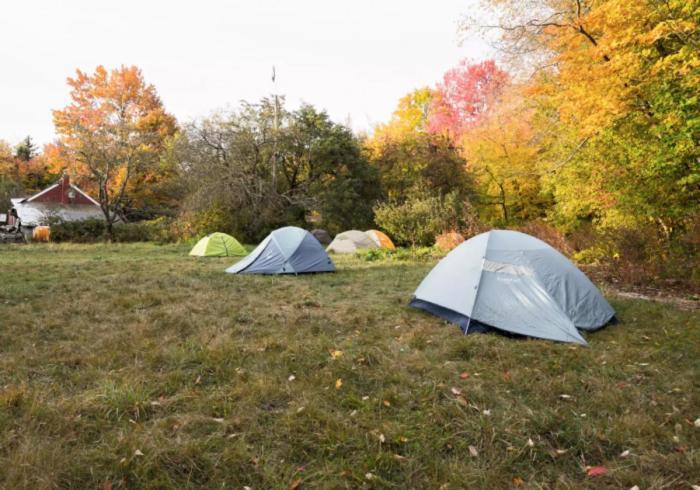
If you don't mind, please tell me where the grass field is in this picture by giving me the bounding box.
[0,243,698,489]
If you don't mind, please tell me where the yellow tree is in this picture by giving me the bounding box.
[366,87,472,201]
[53,65,177,236]
[474,0,700,239]
[459,87,549,225]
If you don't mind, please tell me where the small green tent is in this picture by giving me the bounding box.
[189,233,246,257]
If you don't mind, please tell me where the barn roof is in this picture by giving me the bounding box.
[24,180,100,206]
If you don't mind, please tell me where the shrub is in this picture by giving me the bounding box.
[48,217,182,243]
[49,218,107,243]
[434,231,464,251]
[374,192,475,247]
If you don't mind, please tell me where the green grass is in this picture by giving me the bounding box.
[0,242,697,489]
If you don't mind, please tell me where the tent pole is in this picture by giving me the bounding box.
[221,235,229,256]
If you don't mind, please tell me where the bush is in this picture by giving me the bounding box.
[48,217,182,243]
[435,231,465,251]
[374,192,476,247]
[49,218,107,243]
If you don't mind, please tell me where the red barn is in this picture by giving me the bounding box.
[7,174,103,239]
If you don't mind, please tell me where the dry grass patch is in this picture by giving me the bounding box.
[0,242,698,488]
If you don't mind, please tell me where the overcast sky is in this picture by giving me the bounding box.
[0,0,492,147]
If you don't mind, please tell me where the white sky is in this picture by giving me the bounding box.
[0,0,492,147]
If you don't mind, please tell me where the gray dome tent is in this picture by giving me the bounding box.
[226,226,335,275]
[326,230,378,254]
[410,230,615,345]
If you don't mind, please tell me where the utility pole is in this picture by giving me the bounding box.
[272,66,279,193]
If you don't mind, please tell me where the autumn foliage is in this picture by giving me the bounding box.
[52,65,177,235]
[427,59,509,139]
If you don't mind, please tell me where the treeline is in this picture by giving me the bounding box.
[1,0,697,288]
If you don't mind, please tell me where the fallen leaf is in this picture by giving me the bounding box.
[297,406,305,413]
[455,396,468,407]
[195,375,201,385]
[459,372,469,379]
[512,477,524,487]
[468,445,479,457]
[383,400,391,407]
[399,436,409,443]
[289,478,303,490]
[393,454,406,460]
[586,466,608,477]
[503,371,511,382]
[350,410,357,417]
[335,378,342,389]
[134,449,144,456]
[103,481,112,490]
[330,350,343,360]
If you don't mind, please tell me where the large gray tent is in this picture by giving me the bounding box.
[225,226,335,275]
[410,230,615,345]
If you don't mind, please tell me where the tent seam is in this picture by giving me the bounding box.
[464,231,491,334]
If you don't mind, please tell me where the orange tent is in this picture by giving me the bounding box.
[366,229,395,249]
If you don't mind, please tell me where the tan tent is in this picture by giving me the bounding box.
[326,230,378,254]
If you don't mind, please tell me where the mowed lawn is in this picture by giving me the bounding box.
[0,243,697,489]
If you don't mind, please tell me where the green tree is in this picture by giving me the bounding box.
[178,99,378,240]
[14,136,37,162]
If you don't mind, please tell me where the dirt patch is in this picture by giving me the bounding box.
[607,287,700,311]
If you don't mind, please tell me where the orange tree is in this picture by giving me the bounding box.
[52,65,177,237]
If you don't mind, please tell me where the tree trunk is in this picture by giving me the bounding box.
[498,183,508,225]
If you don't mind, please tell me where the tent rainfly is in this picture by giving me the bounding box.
[225,226,335,274]
[410,230,615,345]
[189,233,247,257]
[326,230,378,254]
[366,229,395,249]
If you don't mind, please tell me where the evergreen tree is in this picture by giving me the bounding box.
[15,136,37,162]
